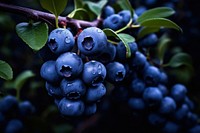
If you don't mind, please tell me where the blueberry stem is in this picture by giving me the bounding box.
[0,2,102,29]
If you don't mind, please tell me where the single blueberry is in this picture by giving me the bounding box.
[135,6,147,16]
[40,60,61,84]
[159,96,176,114]
[162,121,180,133]
[101,5,115,18]
[58,98,85,116]
[56,52,83,79]
[129,78,145,96]
[171,84,187,103]
[128,98,146,111]
[85,83,106,103]
[47,28,75,54]
[130,51,147,71]
[4,119,23,133]
[60,78,86,100]
[19,101,35,117]
[118,10,131,25]
[138,33,158,47]
[77,27,107,56]
[106,62,126,83]
[82,60,106,86]
[103,14,124,31]
[0,95,18,113]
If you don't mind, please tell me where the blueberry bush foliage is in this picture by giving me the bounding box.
[0,0,200,133]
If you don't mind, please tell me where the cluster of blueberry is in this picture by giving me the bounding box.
[0,95,35,133]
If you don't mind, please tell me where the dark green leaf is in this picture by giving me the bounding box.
[40,0,68,16]
[84,0,108,16]
[0,60,13,80]
[137,27,160,39]
[68,8,90,20]
[166,53,193,68]
[16,22,48,51]
[74,0,83,9]
[137,7,175,23]
[140,18,182,32]
[14,70,35,90]
[116,0,134,16]
[103,28,135,58]
[157,35,171,63]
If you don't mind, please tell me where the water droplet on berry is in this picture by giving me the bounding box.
[65,36,71,43]
[97,64,102,74]
[97,29,102,33]
[67,83,73,87]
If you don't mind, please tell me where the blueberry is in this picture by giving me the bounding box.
[148,113,166,126]
[138,33,158,47]
[171,84,187,103]
[96,42,116,64]
[143,65,161,86]
[144,0,157,6]
[132,13,139,23]
[55,52,83,79]
[101,5,115,18]
[106,62,126,83]
[58,98,85,116]
[174,104,189,121]
[19,101,35,116]
[118,10,131,25]
[160,71,168,84]
[162,121,180,133]
[116,41,138,61]
[82,60,106,86]
[40,60,61,84]
[60,78,86,100]
[85,83,106,103]
[77,27,107,56]
[4,119,23,133]
[159,97,176,114]
[84,103,97,116]
[130,51,147,71]
[135,6,147,16]
[188,125,200,133]
[0,95,18,113]
[143,87,163,106]
[47,28,75,54]
[158,84,168,96]
[128,98,145,111]
[103,14,124,31]
[129,78,145,96]
[45,82,63,97]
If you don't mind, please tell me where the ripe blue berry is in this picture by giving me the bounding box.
[129,78,145,96]
[47,28,75,54]
[106,62,126,83]
[56,52,83,79]
[77,27,107,56]
[138,33,158,47]
[45,82,62,97]
[58,98,85,116]
[60,78,86,100]
[128,98,146,111]
[158,84,168,96]
[4,119,23,133]
[130,51,147,71]
[40,61,61,84]
[159,97,176,114]
[118,10,131,25]
[162,121,180,133]
[171,84,187,102]
[103,14,124,31]
[19,101,35,116]
[143,65,161,86]
[174,104,189,121]
[143,87,163,106]
[116,41,138,61]
[102,5,115,18]
[0,95,18,113]
[82,60,106,86]
[85,83,106,103]
[84,103,97,116]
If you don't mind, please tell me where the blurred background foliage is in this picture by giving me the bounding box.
[0,0,200,132]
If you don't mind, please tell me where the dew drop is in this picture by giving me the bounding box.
[97,64,102,74]
[97,29,102,33]
[65,36,71,43]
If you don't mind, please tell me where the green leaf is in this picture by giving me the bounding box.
[16,22,48,51]
[156,34,171,64]
[165,53,193,68]
[137,27,160,39]
[74,0,83,9]
[103,28,135,58]
[140,18,182,32]
[14,70,35,90]
[0,60,13,80]
[84,0,108,16]
[68,8,90,20]
[137,7,175,23]
[116,0,134,16]
[40,0,68,16]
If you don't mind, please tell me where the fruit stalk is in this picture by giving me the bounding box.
[0,2,102,28]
